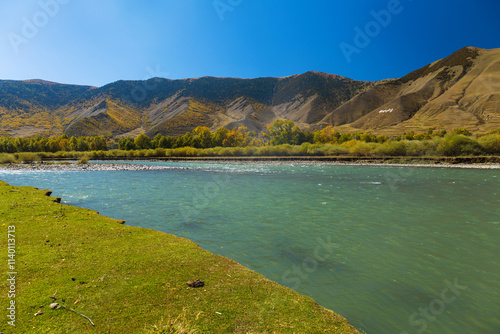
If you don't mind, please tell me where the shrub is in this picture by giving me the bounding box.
[89,151,105,159]
[307,144,328,156]
[134,150,147,157]
[78,155,90,164]
[405,141,427,156]
[16,152,41,163]
[375,135,388,143]
[322,144,349,156]
[108,149,124,157]
[347,141,375,156]
[256,146,272,156]
[374,141,407,156]
[241,146,258,156]
[0,153,16,164]
[171,147,198,157]
[146,149,158,157]
[271,145,295,156]
[437,135,484,156]
[153,148,166,157]
[478,134,500,154]
[216,147,235,156]
[451,128,472,136]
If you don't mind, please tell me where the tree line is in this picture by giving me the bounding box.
[0,120,498,155]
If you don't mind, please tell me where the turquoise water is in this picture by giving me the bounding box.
[1,162,499,333]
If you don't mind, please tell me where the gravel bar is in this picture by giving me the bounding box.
[0,163,189,171]
[1,161,499,171]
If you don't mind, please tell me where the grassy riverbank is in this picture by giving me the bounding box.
[0,181,359,333]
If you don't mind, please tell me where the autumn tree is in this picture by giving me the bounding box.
[313,126,340,144]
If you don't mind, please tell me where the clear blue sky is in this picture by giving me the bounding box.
[1,0,499,87]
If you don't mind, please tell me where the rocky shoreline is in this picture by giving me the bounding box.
[1,160,499,171]
[0,163,188,171]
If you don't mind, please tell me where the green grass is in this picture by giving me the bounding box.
[0,181,359,333]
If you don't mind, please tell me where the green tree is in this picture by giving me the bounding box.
[118,137,136,150]
[193,126,213,148]
[76,137,89,151]
[14,138,28,152]
[338,133,353,144]
[47,139,61,153]
[134,134,151,150]
[152,134,163,149]
[69,136,78,151]
[213,127,230,147]
[158,135,174,149]
[174,132,194,148]
[265,120,303,145]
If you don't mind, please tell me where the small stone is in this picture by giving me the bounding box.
[49,303,59,309]
[187,279,205,288]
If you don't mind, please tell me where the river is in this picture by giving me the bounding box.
[2,161,499,333]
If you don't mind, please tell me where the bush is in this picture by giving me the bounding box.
[256,146,272,156]
[0,153,16,164]
[153,148,166,157]
[437,135,484,156]
[78,155,90,164]
[322,144,349,156]
[405,141,427,156]
[241,146,258,156]
[478,134,500,154]
[347,141,375,156]
[374,141,407,156]
[134,150,147,157]
[16,152,41,163]
[89,150,106,159]
[451,128,472,136]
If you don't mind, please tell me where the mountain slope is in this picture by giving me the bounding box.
[0,80,96,136]
[0,46,499,138]
[0,72,368,137]
[320,47,500,134]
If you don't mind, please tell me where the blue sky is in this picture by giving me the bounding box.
[1,0,499,87]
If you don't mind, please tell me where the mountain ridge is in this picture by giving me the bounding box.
[1,46,499,137]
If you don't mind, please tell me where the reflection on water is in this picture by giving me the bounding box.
[2,162,499,334]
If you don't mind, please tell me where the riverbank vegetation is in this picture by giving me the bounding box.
[0,181,359,333]
[0,121,499,160]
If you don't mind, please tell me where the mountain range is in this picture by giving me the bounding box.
[1,46,499,138]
